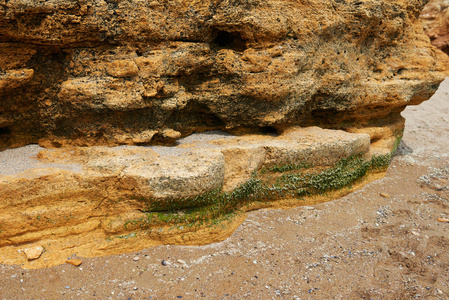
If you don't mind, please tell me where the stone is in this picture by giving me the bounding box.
[0,0,444,149]
[161,260,170,266]
[23,246,44,260]
[323,263,334,273]
[177,259,187,265]
[66,259,82,267]
[379,193,390,198]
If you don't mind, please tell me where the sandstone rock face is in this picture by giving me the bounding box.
[0,0,444,148]
[421,0,449,53]
[0,126,397,268]
[420,0,449,72]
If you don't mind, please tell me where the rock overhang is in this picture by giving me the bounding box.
[0,0,446,149]
[0,0,445,268]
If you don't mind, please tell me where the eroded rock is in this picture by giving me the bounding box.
[0,0,444,148]
[0,126,393,268]
[0,0,445,269]
[420,0,449,73]
[421,0,449,53]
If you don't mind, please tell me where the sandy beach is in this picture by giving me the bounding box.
[0,78,448,299]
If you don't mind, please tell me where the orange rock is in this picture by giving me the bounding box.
[23,246,44,260]
[66,259,82,267]
[420,0,449,74]
[0,0,444,149]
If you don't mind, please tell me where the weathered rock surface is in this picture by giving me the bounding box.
[421,0,449,53]
[0,126,397,268]
[0,0,444,148]
[420,0,449,72]
[0,0,445,268]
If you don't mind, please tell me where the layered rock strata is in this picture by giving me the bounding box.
[0,0,445,148]
[0,126,399,268]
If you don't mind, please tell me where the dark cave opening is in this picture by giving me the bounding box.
[212,30,247,52]
[259,126,279,136]
[0,127,11,136]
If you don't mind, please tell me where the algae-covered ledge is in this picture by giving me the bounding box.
[0,125,402,268]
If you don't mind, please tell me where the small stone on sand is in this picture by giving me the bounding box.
[380,193,390,198]
[66,259,82,266]
[162,260,170,266]
[23,246,44,260]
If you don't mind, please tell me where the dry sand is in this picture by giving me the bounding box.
[0,79,448,299]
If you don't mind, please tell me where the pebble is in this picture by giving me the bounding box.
[323,264,333,273]
[434,184,444,191]
[23,246,44,260]
[161,260,170,266]
[66,259,82,267]
[437,288,443,295]
[380,193,390,198]
[177,259,187,265]
[411,231,420,236]
[133,256,140,261]
[65,286,70,289]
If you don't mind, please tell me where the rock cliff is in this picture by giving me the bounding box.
[0,0,446,268]
[0,0,444,148]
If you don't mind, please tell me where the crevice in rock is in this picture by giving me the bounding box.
[164,102,226,133]
[211,29,247,52]
[259,126,279,136]
[0,126,11,135]
[0,126,11,143]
